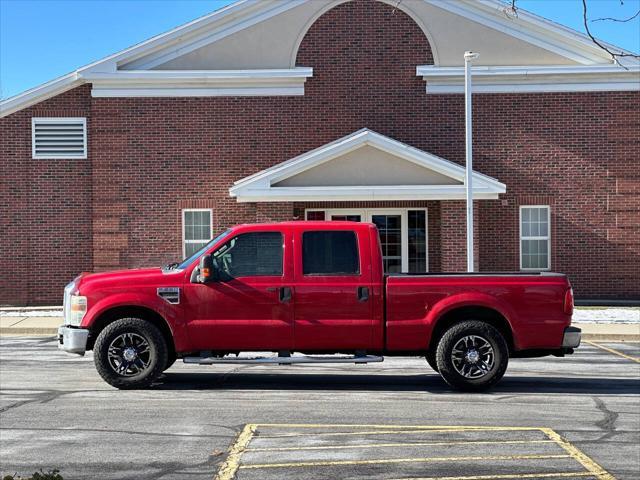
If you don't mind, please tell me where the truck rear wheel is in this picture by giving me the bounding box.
[435,320,508,392]
[93,318,168,389]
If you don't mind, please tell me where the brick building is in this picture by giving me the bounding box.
[1,0,639,305]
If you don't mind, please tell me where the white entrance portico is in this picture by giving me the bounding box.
[230,128,506,273]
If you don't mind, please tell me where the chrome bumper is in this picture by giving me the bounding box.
[562,326,581,348]
[58,326,89,355]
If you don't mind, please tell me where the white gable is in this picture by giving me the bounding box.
[274,145,461,187]
[124,0,596,71]
[2,0,639,117]
[230,129,506,202]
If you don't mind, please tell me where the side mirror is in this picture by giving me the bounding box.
[197,255,216,283]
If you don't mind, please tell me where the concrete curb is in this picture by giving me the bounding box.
[581,333,639,342]
[0,328,60,335]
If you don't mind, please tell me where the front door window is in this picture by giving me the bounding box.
[306,208,428,273]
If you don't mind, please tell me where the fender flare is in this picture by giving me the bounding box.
[82,293,187,351]
[425,292,521,350]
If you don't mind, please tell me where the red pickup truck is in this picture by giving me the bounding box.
[58,221,580,391]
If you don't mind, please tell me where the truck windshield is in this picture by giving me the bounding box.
[177,229,231,270]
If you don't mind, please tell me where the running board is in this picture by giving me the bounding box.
[183,355,384,365]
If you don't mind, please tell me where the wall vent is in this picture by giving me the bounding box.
[32,117,87,159]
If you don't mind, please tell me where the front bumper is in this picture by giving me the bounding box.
[58,326,89,355]
[562,326,582,348]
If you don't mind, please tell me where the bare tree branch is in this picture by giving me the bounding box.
[580,0,639,63]
[592,10,640,23]
[510,0,640,63]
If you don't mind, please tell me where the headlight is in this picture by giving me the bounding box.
[63,281,76,323]
[67,295,87,326]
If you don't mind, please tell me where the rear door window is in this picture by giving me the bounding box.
[302,231,359,275]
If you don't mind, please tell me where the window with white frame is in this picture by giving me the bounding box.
[520,206,550,270]
[32,117,87,159]
[182,209,213,258]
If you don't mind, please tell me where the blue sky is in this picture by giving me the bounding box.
[1,0,639,100]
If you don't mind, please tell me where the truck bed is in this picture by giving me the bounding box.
[384,272,571,353]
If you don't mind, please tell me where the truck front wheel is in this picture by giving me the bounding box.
[435,320,508,392]
[425,351,439,372]
[93,318,168,389]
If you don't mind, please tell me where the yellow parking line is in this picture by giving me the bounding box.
[585,341,640,363]
[239,453,570,469]
[389,472,596,480]
[256,423,544,430]
[541,428,615,480]
[213,423,256,480]
[256,428,544,438]
[246,439,555,452]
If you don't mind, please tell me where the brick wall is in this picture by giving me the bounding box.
[0,85,93,305]
[1,0,638,304]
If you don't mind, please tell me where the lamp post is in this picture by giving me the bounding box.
[464,51,479,273]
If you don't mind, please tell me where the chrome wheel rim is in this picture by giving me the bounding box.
[451,335,495,379]
[107,332,151,377]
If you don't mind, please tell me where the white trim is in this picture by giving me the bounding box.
[230,128,506,202]
[426,0,616,65]
[182,208,213,259]
[1,73,83,118]
[305,207,429,273]
[83,69,313,81]
[479,0,639,64]
[122,0,307,71]
[234,185,503,202]
[417,64,640,94]
[31,117,87,160]
[88,68,313,98]
[519,205,551,271]
[0,0,309,117]
[92,86,306,98]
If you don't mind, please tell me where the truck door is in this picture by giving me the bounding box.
[182,228,294,351]
[292,226,375,351]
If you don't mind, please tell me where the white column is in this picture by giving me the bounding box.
[464,51,479,273]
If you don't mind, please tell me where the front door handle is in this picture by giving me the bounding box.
[279,286,292,303]
[357,286,369,302]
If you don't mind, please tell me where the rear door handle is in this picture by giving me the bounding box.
[357,286,369,302]
[279,286,292,303]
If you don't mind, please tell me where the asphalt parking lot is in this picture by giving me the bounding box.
[0,337,638,480]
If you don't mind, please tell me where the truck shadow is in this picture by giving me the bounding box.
[157,371,639,395]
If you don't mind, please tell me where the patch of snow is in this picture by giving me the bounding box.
[0,310,62,317]
[573,308,639,324]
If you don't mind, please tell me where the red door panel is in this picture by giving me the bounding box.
[292,226,374,351]
[182,229,294,351]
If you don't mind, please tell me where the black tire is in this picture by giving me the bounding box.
[164,351,177,371]
[94,318,168,389]
[436,320,509,392]
[426,351,439,372]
